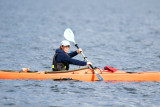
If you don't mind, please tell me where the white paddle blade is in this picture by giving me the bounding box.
[64,28,75,43]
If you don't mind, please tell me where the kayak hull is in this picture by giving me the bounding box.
[0,67,160,82]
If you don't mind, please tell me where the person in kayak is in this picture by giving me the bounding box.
[52,40,91,71]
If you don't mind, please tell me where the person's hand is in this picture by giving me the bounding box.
[87,62,92,65]
[77,48,83,54]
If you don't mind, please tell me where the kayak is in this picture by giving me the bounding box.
[0,67,160,82]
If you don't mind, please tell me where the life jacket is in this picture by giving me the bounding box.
[52,53,69,71]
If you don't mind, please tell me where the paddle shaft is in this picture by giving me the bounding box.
[75,44,88,61]
[74,43,104,81]
[75,44,93,68]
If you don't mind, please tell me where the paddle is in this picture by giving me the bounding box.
[64,28,104,81]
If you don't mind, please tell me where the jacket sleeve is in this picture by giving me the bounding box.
[68,51,78,58]
[62,54,87,66]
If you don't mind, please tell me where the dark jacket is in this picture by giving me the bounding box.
[52,49,87,71]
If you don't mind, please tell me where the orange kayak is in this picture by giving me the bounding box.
[0,67,160,82]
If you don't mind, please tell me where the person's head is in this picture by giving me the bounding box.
[60,40,70,53]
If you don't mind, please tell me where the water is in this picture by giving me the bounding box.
[0,0,160,106]
[1,80,160,107]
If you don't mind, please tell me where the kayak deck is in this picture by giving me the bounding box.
[0,67,160,82]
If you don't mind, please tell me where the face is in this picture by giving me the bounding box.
[62,45,70,53]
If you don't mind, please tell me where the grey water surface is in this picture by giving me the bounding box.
[0,0,160,107]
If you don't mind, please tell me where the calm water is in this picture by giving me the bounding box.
[0,0,160,106]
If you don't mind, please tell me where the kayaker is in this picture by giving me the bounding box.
[52,40,92,71]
